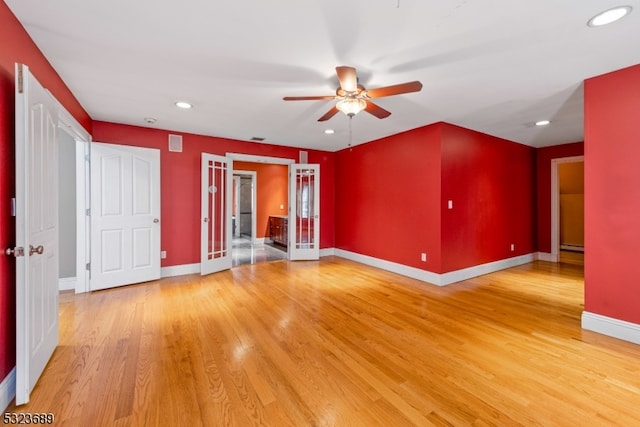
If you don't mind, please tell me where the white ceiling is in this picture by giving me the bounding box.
[6,0,640,152]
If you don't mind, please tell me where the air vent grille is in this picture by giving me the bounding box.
[168,134,183,152]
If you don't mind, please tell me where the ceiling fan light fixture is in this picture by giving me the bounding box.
[587,6,632,27]
[336,98,367,116]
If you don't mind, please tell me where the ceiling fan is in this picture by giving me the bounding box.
[283,66,423,122]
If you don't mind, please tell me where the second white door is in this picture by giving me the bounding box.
[90,142,161,290]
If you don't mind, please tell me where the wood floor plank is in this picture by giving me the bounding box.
[7,255,640,426]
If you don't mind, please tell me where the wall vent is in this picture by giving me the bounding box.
[299,151,308,163]
[168,134,183,152]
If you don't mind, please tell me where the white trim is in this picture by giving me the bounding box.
[75,139,89,293]
[334,249,444,285]
[334,250,536,286]
[161,263,201,278]
[254,237,266,244]
[1,367,16,412]
[320,248,336,257]
[582,312,640,345]
[537,252,556,262]
[59,277,77,291]
[226,152,295,165]
[551,155,584,263]
[52,90,92,294]
[441,254,536,284]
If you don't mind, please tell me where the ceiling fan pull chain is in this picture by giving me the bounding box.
[349,115,353,151]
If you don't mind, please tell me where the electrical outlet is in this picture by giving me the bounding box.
[448,200,453,209]
[161,250,167,259]
[510,244,515,252]
[421,253,427,262]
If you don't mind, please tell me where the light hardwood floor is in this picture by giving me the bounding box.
[7,257,640,426]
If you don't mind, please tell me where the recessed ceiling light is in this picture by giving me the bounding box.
[175,101,192,109]
[324,129,335,134]
[535,120,551,126]
[588,6,632,27]
[144,117,157,124]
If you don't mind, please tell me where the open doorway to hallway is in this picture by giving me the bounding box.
[231,161,289,267]
[553,156,584,266]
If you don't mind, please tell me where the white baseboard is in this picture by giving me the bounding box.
[582,311,640,345]
[59,276,77,291]
[440,253,536,285]
[320,248,336,257]
[334,249,443,285]
[1,367,16,412]
[334,249,536,286]
[537,252,557,262]
[161,263,201,278]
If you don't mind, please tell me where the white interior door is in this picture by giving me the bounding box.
[13,64,59,405]
[201,153,232,275]
[289,164,320,261]
[90,142,161,291]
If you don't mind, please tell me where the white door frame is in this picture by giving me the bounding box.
[49,92,91,293]
[550,155,584,262]
[226,153,295,249]
[233,176,241,238]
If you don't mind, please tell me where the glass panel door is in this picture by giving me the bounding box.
[201,153,232,274]
[289,164,320,260]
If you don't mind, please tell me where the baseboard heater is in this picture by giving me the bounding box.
[561,244,584,252]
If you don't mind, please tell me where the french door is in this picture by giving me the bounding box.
[201,153,232,275]
[13,64,59,405]
[288,164,320,260]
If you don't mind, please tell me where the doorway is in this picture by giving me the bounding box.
[56,106,91,294]
[229,155,292,267]
[551,156,584,264]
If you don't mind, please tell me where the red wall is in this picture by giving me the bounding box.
[233,161,288,238]
[92,121,335,266]
[584,64,640,324]
[535,142,584,253]
[335,122,536,275]
[440,123,536,272]
[0,3,92,382]
[336,124,443,271]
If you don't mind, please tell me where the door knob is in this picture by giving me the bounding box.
[153,218,159,223]
[5,246,25,257]
[29,245,44,256]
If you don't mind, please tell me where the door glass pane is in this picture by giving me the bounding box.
[208,160,228,260]
[295,168,315,249]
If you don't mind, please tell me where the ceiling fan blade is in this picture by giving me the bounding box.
[336,66,358,93]
[318,106,339,122]
[283,95,336,101]
[364,101,392,119]
[364,81,423,98]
